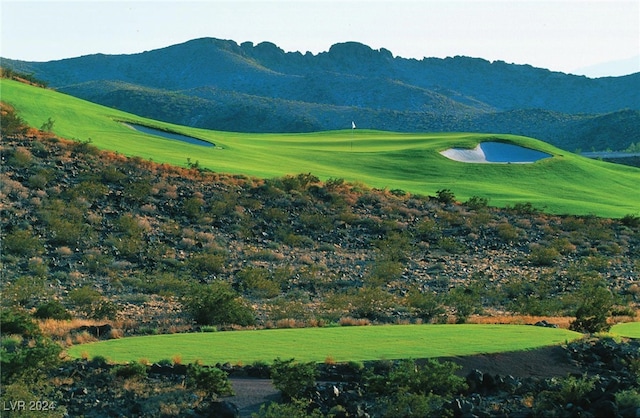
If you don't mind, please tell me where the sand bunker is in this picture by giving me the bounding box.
[124,123,214,147]
[440,142,551,164]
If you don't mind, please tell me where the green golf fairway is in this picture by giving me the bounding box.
[66,324,581,364]
[611,322,640,339]
[3,79,640,217]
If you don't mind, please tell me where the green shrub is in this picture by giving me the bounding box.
[237,266,282,299]
[252,399,324,418]
[569,277,614,333]
[496,222,520,242]
[404,288,444,322]
[620,213,640,228]
[182,282,255,326]
[365,358,466,397]
[0,309,40,337]
[528,245,560,266]
[436,189,456,204]
[615,389,640,409]
[465,195,489,210]
[186,364,233,398]
[534,374,597,414]
[112,361,148,379]
[367,259,404,286]
[379,392,449,418]
[0,105,28,137]
[1,335,62,385]
[34,301,72,320]
[3,229,45,257]
[437,236,466,254]
[188,252,226,275]
[415,219,442,242]
[270,358,318,400]
[68,286,102,308]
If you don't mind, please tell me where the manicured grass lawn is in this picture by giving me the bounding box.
[4,79,640,217]
[611,322,640,339]
[66,324,582,365]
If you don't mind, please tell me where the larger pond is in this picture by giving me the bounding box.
[124,123,214,147]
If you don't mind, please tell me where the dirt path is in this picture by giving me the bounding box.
[227,378,280,417]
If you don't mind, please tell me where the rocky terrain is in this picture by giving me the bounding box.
[1,121,639,416]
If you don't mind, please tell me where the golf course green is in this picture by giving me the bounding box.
[66,324,582,365]
[611,322,640,339]
[3,79,640,217]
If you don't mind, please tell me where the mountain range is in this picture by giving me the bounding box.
[3,37,639,152]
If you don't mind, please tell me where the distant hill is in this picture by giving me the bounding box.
[4,37,640,151]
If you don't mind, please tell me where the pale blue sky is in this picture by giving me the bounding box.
[1,0,638,77]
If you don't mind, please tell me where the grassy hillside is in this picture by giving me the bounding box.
[2,79,640,217]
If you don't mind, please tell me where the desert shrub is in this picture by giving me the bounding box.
[123,179,153,202]
[379,392,451,418]
[182,196,204,220]
[373,231,412,262]
[528,244,560,266]
[1,334,62,385]
[445,284,482,323]
[40,117,56,132]
[0,104,28,137]
[68,286,102,308]
[253,399,323,418]
[465,195,489,210]
[437,236,466,254]
[550,237,577,254]
[34,301,72,320]
[3,229,45,257]
[0,308,40,337]
[365,359,466,398]
[436,189,456,204]
[367,259,404,286]
[502,274,565,316]
[112,360,148,379]
[47,217,89,246]
[415,218,442,242]
[616,389,640,409]
[510,202,538,215]
[350,286,397,320]
[67,286,118,319]
[237,266,282,299]
[569,277,614,333]
[65,180,108,200]
[620,213,640,228]
[533,374,597,414]
[270,358,318,400]
[186,364,233,398]
[188,251,226,275]
[404,288,445,322]
[2,276,49,308]
[90,300,118,320]
[182,282,255,326]
[299,212,333,233]
[496,222,520,242]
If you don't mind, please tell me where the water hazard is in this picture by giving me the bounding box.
[124,123,214,147]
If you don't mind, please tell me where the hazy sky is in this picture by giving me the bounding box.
[1,0,638,77]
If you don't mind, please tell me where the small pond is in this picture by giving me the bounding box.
[124,123,214,147]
